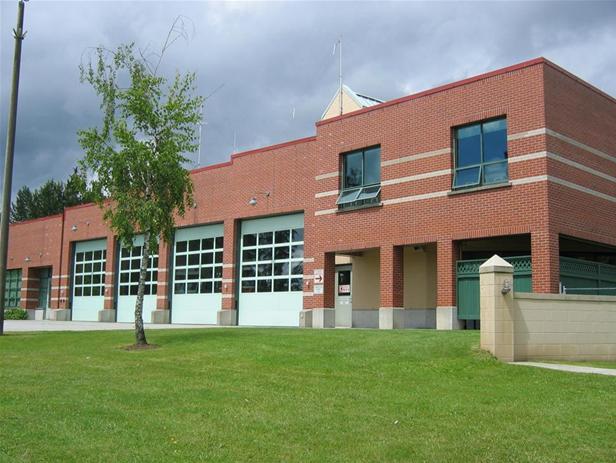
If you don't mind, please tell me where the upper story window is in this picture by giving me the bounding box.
[336,146,381,209]
[453,118,508,189]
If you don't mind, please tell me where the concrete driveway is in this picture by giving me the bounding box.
[3,320,216,332]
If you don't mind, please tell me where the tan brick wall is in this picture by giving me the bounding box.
[513,293,616,361]
[480,259,616,362]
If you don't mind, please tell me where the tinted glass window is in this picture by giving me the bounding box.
[344,151,363,188]
[454,118,508,189]
[456,125,481,167]
[363,147,381,185]
[482,119,507,162]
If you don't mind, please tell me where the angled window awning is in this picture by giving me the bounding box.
[356,185,381,201]
[336,185,381,207]
[336,188,362,205]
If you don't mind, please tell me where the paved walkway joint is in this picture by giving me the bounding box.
[511,361,616,377]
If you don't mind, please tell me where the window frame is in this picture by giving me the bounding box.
[240,227,304,294]
[452,117,508,190]
[172,235,224,296]
[73,248,107,298]
[337,145,382,210]
[117,244,159,297]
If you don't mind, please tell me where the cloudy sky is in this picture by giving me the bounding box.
[1,1,616,194]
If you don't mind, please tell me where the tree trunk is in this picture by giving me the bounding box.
[134,234,150,345]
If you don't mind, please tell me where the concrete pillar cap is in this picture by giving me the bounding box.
[479,254,514,274]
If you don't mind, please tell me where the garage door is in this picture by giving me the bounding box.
[72,239,107,321]
[171,224,224,324]
[238,213,304,326]
[116,235,159,323]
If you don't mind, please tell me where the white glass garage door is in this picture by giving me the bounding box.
[239,213,304,326]
[72,239,107,321]
[171,224,224,324]
[116,235,159,323]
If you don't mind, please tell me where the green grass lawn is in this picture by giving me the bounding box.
[1,329,615,462]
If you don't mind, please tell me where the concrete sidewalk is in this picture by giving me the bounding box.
[511,361,616,377]
[3,320,216,332]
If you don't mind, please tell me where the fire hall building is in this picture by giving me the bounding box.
[5,57,616,329]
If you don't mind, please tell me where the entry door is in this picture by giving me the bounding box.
[335,265,352,327]
[38,267,52,309]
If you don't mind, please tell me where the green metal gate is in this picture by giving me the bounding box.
[560,257,616,295]
[457,256,532,320]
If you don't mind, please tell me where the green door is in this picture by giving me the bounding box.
[457,256,532,320]
[38,268,52,309]
[4,269,22,308]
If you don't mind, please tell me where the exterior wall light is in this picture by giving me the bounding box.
[248,191,270,206]
[71,221,90,232]
[501,279,512,295]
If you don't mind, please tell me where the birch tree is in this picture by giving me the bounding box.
[78,42,202,345]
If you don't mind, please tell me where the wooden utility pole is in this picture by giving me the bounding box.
[0,0,27,335]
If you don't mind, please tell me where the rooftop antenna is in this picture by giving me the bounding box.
[338,36,343,116]
[196,104,204,166]
[196,83,224,166]
[333,36,343,116]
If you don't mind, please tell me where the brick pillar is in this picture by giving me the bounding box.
[99,235,117,322]
[379,245,405,329]
[303,251,335,328]
[156,241,170,310]
[531,230,560,293]
[50,273,61,310]
[20,267,39,310]
[436,239,462,330]
[48,241,72,320]
[218,219,238,326]
[151,240,171,324]
[57,241,72,311]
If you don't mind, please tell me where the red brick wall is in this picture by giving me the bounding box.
[543,62,616,291]
[6,58,616,317]
[6,214,63,309]
[305,61,552,304]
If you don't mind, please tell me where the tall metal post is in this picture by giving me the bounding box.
[338,37,343,116]
[0,1,27,335]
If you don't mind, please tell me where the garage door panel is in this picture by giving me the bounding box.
[238,213,304,327]
[238,293,302,326]
[72,239,107,321]
[172,293,220,324]
[116,235,159,323]
[171,224,224,324]
[117,295,157,323]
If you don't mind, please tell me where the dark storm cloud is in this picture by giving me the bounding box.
[1,1,616,194]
